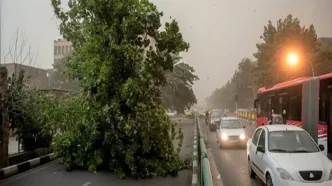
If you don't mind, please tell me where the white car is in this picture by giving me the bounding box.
[247,125,332,186]
[166,110,177,117]
[216,117,247,148]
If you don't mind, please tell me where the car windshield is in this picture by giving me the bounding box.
[220,120,242,129]
[268,131,319,153]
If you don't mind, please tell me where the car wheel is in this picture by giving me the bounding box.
[266,173,273,186]
[248,158,255,179]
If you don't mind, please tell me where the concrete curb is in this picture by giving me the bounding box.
[192,123,199,186]
[200,120,223,186]
[0,153,55,180]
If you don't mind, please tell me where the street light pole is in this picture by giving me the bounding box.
[307,60,315,77]
[286,51,315,77]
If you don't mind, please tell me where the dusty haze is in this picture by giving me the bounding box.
[2,0,332,107]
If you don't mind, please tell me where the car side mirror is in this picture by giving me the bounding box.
[257,145,265,153]
[318,144,325,151]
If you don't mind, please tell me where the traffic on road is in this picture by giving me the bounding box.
[247,125,332,186]
[216,117,247,148]
[206,115,332,186]
[207,118,262,186]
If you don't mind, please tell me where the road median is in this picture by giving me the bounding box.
[0,153,55,179]
[194,116,223,186]
[199,118,224,186]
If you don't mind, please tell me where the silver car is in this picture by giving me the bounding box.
[216,117,247,148]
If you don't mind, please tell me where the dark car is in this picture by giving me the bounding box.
[209,110,223,131]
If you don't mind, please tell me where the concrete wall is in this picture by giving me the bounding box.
[2,63,49,89]
[39,88,79,98]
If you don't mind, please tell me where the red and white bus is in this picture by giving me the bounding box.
[254,73,332,157]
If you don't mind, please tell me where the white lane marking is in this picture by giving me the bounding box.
[0,160,58,186]
[82,182,91,186]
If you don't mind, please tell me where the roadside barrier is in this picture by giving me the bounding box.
[236,109,256,121]
[0,153,55,179]
[194,115,213,186]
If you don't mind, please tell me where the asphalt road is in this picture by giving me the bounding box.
[1,117,194,186]
[206,119,265,186]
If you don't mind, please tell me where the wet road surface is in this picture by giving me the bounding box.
[204,119,265,186]
[1,117,194,186]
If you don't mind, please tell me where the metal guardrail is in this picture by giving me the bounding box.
[195,116,213,186]
[236,110,256,120]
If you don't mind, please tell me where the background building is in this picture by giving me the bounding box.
[54,38,73,65]
[52,38,80,92]
[1,63,49,89]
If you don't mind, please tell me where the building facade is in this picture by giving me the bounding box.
[2,63,49,89]
[54,38,73,65]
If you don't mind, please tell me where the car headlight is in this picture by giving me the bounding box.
[277,168,294,180]
[240,133,245,140]
[329,168,332,180]
[221,134,228,141]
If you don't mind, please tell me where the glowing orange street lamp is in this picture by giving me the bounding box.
[286,52,299,66]
[285,52,315,76]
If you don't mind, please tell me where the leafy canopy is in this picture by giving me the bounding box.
[253,14,319,87]
[208,14,332,111]
[52,58,80,92]
[51,0,190,178]
[7,71,57,151]
[207,58,255,110]
[162,54,198,113]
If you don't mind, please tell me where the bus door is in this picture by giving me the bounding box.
[328,87,332,154]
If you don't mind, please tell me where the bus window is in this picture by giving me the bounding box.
[267,96,276,116]
[278,96,283,114]
[289,95,301,121]
[256,100,262,116]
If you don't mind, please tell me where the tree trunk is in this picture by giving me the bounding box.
[0,66,10,168]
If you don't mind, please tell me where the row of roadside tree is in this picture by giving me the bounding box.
[208,14,332,111]
[0,0,197,179]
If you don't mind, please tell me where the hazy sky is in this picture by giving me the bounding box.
[2,0,332,106]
